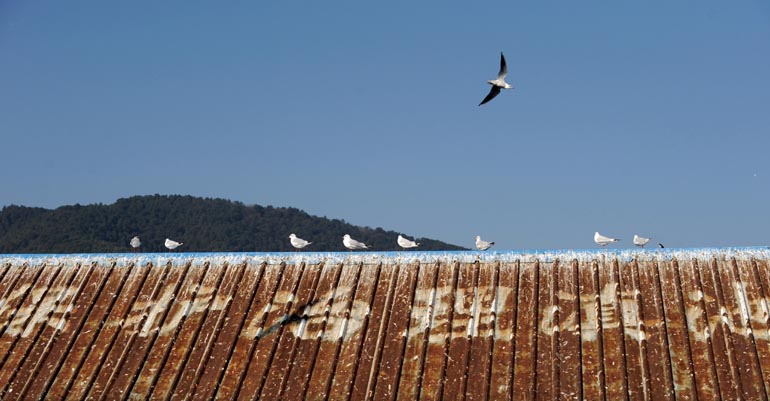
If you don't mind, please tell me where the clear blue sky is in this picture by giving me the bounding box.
[2,1,769,250]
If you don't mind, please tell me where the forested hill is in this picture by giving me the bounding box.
[0,195,466,253]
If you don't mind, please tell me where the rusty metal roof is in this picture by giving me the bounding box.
[0,250,769,400]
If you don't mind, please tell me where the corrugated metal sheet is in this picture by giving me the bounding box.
[0,252,768,400]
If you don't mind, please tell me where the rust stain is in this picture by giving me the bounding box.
[578,260,605,401]
[304,263,359,401]
[678,258,719,401]
[397,262,437,401]
[535,261,558,401]
[488,260,517,401]
[0,253,768,400]
[512,261,539,401]
[557,260,581,401]
[282,262,342,401]
[420,261,457,401]
[442,263,477,401]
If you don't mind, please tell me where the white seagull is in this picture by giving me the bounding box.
[165,238,183,251]
[594,232,619,247]
[343,234,368,251]
[289,233,312,250]
[479,52,514,106]
[475,235,495,251]
[633,234,651,248]
[130,236,141,250]
[397,235,419,249]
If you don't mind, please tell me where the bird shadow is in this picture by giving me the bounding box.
[256,299,317,340]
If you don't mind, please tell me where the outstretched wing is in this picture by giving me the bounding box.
[479,86,501,106]
[498,52,508,79]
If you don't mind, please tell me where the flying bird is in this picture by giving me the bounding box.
[479,52,514,106]
[289,233,312,250]
[475,235,495,251]
[397,235,419,249]
[165,238,183,251]
[633,234,651,248]
[130,236,141,250]
[343,234,368,251]
[594,232,619,247]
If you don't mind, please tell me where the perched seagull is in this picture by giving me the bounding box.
[479,52,514,106]
[165,238,183,251]
[289,233,311,250]
[594,232,619,247]
[475,235,495,251]
[130,236,141,251]
[397,234,419,249]
[343,234,368,251]
[658,243,665,249]
[633,234,651,248]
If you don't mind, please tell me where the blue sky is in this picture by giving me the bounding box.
[2,1,769,250]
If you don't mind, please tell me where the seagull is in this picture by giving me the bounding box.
[165,238,183,251]
[397,234,419,249]
[479,52,514,106]
[130,236,141,251]
[289,233,311,250]
[475,235,495,251]
[594,232,619,247]
[633,234,651,248]
[343,234,368,251]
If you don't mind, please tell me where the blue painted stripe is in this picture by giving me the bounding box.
[1,246,768,265]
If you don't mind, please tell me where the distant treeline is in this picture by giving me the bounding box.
[0,195,465,253]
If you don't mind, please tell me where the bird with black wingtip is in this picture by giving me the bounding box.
[479,52,514,106]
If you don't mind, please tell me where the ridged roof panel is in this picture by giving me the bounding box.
[0,250,768,400]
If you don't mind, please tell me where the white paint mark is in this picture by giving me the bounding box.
[294,317,308,338]
[468,287,479,337]
[580,292,599,341]
[160,300,189,336]
[735,282,750,326]
[339,317,349,340]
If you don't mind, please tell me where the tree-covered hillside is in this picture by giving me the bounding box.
[0,195,465,253]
